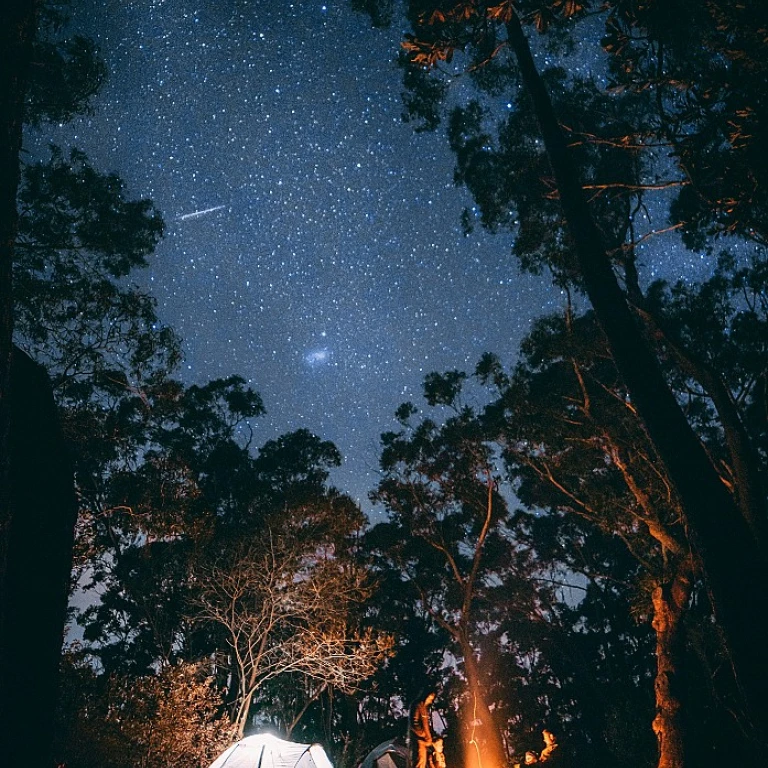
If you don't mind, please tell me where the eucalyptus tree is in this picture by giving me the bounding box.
[356,0,768,741]
[15,145,177,403]
[74,375,264,674]
[600,0,768,248]
[477,249,768,767]
[12,135,240,681]
[367,370,660,768]
[1,0,107,576]
[368,240,768,766]
[368,387,532,768]
[480,314,694,768]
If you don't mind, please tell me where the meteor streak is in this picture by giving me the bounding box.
[178,204,226,221]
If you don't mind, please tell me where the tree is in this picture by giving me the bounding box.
[72,402,391,745]
[479,314,695,768]
[1,0,108,598]
[106,663,236,768]
[15,143,179,402]
[405,251,768,766]
[192,502,392,738]
[74,375,264,674]
[4,347,79,768]
[359,0,768,746]
[0,2,42,759]
[369,393,523,768]
[1,5,108,766]
[0,0,37,572]
[367,368,663,767]
[600,0,768,247]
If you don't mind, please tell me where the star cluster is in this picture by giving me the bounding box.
[32,0,590,507]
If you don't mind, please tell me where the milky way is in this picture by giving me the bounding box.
[31,0,696,510]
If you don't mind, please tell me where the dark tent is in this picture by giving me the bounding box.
[358,739,408,768]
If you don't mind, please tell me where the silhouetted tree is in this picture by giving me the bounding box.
[480,313,694,768]
[369,391,534,768]
[0,5,107,766]
[357,2,768,750]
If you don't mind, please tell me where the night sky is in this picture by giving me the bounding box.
[28,1,704,509]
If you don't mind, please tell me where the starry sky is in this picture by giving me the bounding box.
[29,0,702,510]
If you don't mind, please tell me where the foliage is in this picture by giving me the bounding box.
[356,1,768,760]
[246,428,345,519]
[367,358,662,765]
[25,2,107,126]
[362,0,768,255]
[108,663,236,768]
[601,0,768,246]
[193,493,392,738]
[72,375,263,672]
[55,651,235,768]
[366,244,768,762]
[448,72,649,284]
[15,2,767,766]
[9,3,394,766]
[15,144,179,403]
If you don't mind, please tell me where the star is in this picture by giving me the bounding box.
[27,0,582,508]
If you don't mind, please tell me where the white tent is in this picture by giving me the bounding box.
[209,733,334,768]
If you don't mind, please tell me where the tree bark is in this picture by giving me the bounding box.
[234,687,255,739]
[634,304,768,550]
[505,14,768,751]
[651,558,694,768]
[0,0,38,663]
[2,347,78,768]
[460,637,507,768]
[1,4,48,767]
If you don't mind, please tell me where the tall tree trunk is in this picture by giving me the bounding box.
[651,558,695,768]
[0,0,37,658]
[235,686,255,739]
[1,4,48,768]
[633,304,768,550]
[460,637,507,768]
[505,14,768,751]
[3,348,78,768]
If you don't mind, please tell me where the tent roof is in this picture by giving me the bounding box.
[210,733,334,768]
[359,739,408,768]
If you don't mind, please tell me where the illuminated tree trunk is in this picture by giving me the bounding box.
[234,687,255,739]
[460,635,506,768]
[651,559,694,768]
[505,13,768,750]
